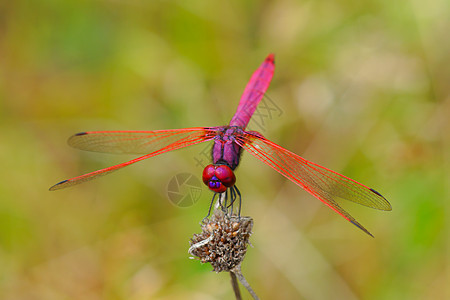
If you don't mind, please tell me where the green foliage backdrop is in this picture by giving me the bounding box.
[1,0,449,299]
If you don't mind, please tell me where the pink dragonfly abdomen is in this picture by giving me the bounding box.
[229,54,275,129]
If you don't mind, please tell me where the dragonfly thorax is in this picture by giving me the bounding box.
[212,126,244,170]
[202,164,236,193]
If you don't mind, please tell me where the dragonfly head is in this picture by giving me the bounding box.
[202,164,236,193]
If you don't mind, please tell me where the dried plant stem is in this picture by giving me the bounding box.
[230,271,242,300]
[232,265,259,300]
[190,193,258,299]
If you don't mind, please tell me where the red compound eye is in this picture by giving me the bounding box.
[202,164,216,185]
[215,165,236,187]
[202,164,236,193]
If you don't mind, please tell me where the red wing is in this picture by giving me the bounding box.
[67,128,217,154]
[236,133,391,237]
[50,128,216,191]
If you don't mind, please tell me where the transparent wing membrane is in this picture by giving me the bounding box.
[68,128,215,154]
[50,128,216,190]
[237,133,391,236]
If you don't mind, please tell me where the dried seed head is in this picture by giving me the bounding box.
[189,211,253,273]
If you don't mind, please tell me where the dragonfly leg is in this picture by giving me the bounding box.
[229,187,235,214]
[221,190,228,214]
[235,186,242,218]
[203,192,218,221]
[226,186,241,217]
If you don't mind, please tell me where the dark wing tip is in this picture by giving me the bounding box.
[350,220,374,238]
[49,180,68,191]
[369,188,383,197]
[266,53,275,63]
[369,188,392,211]
[68,132,88,147]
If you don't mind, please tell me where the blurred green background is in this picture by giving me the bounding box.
[1,0,449,299]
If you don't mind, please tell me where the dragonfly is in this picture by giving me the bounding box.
[50,54,391,236]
